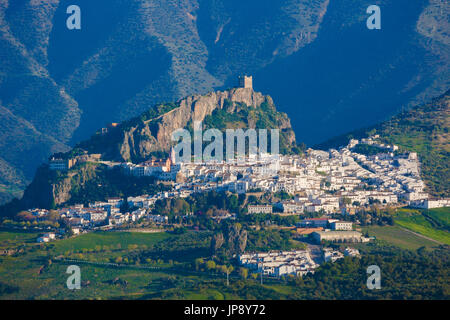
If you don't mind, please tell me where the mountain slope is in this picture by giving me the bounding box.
[0,0,448,203]
[254,0,449,144]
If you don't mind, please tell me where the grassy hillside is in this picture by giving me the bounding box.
[362,225,440,250]
[50,231,171,254]
[317,90,450,197]
[394,208,450,245]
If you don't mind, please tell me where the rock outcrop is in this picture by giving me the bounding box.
[109,88,296,162]
[3,87,297,212]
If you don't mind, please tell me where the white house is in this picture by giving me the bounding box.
[330,221,353,231]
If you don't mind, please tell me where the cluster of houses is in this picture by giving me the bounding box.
[323,247,360,262]
[32,135,447,242]
[231,137,447,215]
[239,246,361,277]
[37,228,80,243]
[292,217,369,244]
[409,198,450,209]
[246,210,365,243]
[26,196,169,239]
[120,154,181,181]
[115,136,440,213]
[37,232,56,243]
[48,135,449,218]
[239,250,319,277]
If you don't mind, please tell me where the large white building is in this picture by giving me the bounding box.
[330,221,353,231]
[410,199,450,209]
[248,205,273,214]
[312,231,363,243]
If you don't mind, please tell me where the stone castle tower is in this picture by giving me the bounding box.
[238,75,253,89]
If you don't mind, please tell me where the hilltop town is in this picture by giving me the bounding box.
[2,78,448,280]
[43,134,446,225]
[16,131,447,279]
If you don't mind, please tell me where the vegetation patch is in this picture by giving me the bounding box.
[394,208,450,245]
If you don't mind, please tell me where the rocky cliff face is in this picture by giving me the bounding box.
[6,87,296,211]
[19,163,98,208]
[111,88,296,162]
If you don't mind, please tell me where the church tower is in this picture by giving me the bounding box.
[170,147,176,165]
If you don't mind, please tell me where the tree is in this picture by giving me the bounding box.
[342,197,352,205]
[248,195,258,204]
[16,211,36,221]
[239,267,248,280]
[219,265,228,274]
[206,260,216,271]
[47,210,60,222]
[173,198,190,215]
[211,232,225,255]
[227,195,238,211]
[195,258,205,271]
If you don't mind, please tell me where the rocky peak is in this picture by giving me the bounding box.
[117,87,293,162]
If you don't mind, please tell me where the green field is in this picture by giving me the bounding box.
[0,230,39,247]
[0,227,449,299]
[363,225,440,250]
[425,207,450,228]
[50,231,171,254]
[394,208,450,245]
[0,229,281,300]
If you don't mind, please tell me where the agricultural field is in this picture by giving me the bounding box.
[49,231,171,254]
[1,226,449,299]
[394,208,450,245]
[424,208,450,229]
[0,230,210,299]
[0,229,293,300]
[1,217,449,300]
[362,225,440,250]
[0,230,40,249]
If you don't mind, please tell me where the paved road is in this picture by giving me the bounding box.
[300,241,323,264]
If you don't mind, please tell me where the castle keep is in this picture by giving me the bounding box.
[238,75,253,89]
